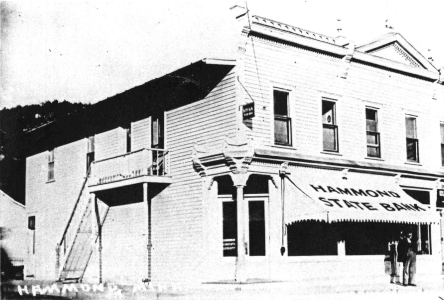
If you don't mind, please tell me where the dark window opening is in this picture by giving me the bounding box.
[322,100,338,152]
[223,201,237,257]
[403,189,430,206]
[366,108,380,158]
[28,216,35,230]
[87,136,95,173]
[244,175,269,194]
[218,176,237,257]
[47,150,55,181]
[28,216,36,255]
[274,90,291,146]
[249,201,265,256]
[419,224,431,255]
[126,128,131,153]
[405,116,419,162]
[287,221,338,256]
[152,118,163,148]
[440,123,444,166]
[86,152,95,172]
[342,222,402,255]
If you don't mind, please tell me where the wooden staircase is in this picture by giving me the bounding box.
[56,171,108,283]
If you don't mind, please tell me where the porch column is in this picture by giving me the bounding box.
[143,183,152,282]
[91,193,103,284]
[232,173,249,282]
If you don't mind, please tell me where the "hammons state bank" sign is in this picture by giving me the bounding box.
[309,184,426,212]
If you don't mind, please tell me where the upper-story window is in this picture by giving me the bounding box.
[48,149,55,181]
[152,118,163,148]
[86,136,95,173]
[273,90,292,146]
[322,100,338,152]
[440,123,444,166]
[405,116,419,162]
[366,108,381,158]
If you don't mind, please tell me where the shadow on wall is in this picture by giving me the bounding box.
[0,227,24,280]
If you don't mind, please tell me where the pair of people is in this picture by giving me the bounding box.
[390,230,417,286]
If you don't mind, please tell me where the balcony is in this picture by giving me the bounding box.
[88,148,172,193]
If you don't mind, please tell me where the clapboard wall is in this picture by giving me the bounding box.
[152,68,237,284]
[242,34,444,171]
[25,139,89,280]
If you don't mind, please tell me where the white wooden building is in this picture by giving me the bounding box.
[24,7,444,286]
[0,190,26,269]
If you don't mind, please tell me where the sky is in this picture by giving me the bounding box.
[1,0,443,108]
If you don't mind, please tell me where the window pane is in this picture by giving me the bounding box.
[322,101,336,125]
[366,120,377,132]
[274,90,288,116]
[274,117,291,145]
[441,144,444,166]
[365,109,377,121]
[86,152,95,172]
[48,162,54,181]
[287,221,338,256]
[366,109,377,132]
[367,146,380,158]
[323,125,337,151]
[366,132,378,145]
[440,123,444,144]
[223,201,237,257]
[405,117,417,138]
[406,138,418,162]
[249,201,265,256]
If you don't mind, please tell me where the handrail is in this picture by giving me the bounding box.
[57,166,91,247]
[92,148,169,164]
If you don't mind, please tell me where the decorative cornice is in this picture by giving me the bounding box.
[192,143,209,177]
[222,135,254,175]
[249,19,440,82]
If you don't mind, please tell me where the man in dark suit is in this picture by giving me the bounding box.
[397,230,417,286]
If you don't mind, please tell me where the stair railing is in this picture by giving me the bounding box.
[55,167,92,279]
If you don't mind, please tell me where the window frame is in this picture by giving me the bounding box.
[47,149,55,182]
[365,107,381,158]
[221,195,237,257]
[245,194,268,258]
[273,88,292,147]
[322,99,339,152]
[86,136,95,173]
[405,115,419,163]
[440,122,444,167]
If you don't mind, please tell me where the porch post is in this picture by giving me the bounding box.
[232,173,249,282]
[92,193,103,284]
[143,182,152,282]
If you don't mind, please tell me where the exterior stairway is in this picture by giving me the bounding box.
[56,171,108,283]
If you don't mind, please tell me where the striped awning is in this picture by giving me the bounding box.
[284,169,439,225]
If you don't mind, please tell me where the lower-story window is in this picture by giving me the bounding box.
[223,200,237,257]
[287,221,338,256]
[287,221,430,256]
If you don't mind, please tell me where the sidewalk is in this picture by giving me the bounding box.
[2,275,443,300]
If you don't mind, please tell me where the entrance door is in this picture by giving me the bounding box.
[26,215,36,277]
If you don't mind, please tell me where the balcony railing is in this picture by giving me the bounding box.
[90,148,169,186]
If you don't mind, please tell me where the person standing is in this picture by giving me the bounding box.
[389,231,402,284]
[397,230,417,286]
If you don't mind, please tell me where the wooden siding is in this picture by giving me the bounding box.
[131,117,151,151]
[95,127,127,160]
[242,35,444,171]
[153,69,237,284]
[25,139,89,280]
[0,191,26,264]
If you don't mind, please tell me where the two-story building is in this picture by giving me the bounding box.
[24,7,444,287]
